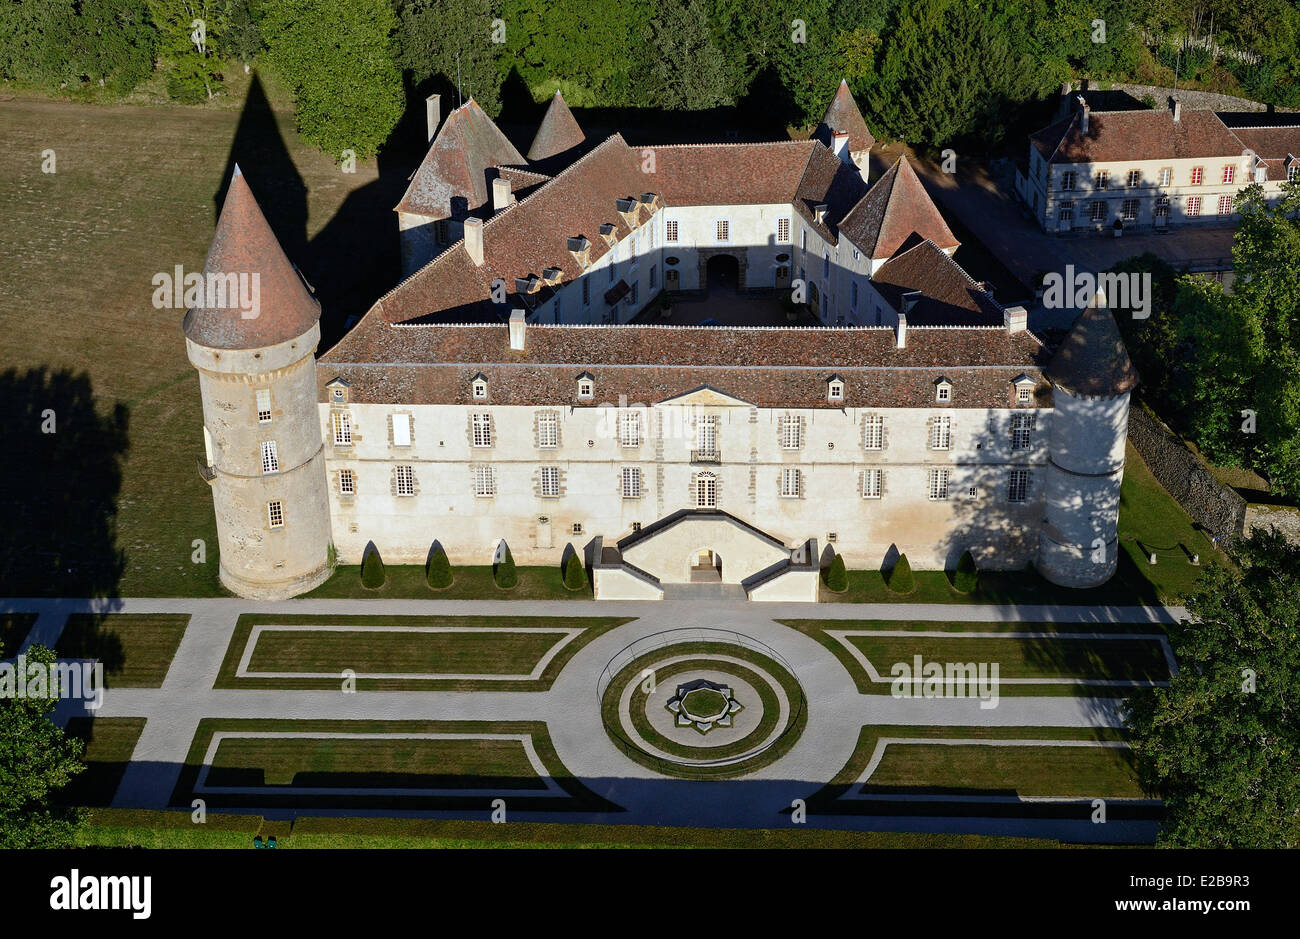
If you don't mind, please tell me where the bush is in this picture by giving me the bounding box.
[494,544,517,589]
[360,546,386,589]
[953,550,978,593]
[824,554,848,592]
[425,543,452,589]
[886,554,914,593]
[563,551,588,591]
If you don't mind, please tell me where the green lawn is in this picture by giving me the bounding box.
[55,717,147,807]
[55,613,189,687]
[303,563,590,600]
[215,614,633,691]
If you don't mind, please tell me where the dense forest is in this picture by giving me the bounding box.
[2,0,1298,158]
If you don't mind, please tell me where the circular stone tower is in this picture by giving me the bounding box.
[1036,294,1138,587]
[183,165,332,599]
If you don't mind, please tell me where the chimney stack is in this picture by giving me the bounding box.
[901,289,921,314]
[814,203,829,224]
[463,216,484,266]
[1003,305,1027,333]
[831,130,851,164]
[895,311,907,349]
[508,309,526,351]
[1170,96,1181,123]
[425,93,441,143]
[492,176,514,213]
[1077,95,1090,133]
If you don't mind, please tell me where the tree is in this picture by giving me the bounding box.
[1125,529,1300,847]
[262,0,404,158]
[563,550,587,591]
[0,644,87,848]
[637,0,733,110]
[398,0,505,117]
[218,0,264,66]
[494,543,517,588]
[824,553,848,591]
[146,0,227,101]
[0,0,70,85]
[953,549,978,593]
[425,542,453,589]
[886,553,913,592]
[361,544,386,588]
[66,0,158,94]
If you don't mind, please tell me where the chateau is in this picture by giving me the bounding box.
[184,82,1137,601]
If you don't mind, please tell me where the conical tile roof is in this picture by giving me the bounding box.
[813,79,876,153]
[527,90,586,162]
[1046,301,1138,397]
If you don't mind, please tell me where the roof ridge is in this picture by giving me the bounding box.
[648,140,813,150]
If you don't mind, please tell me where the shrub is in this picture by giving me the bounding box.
[887,554,914,593]
[953,550,978,593]
[824,554,848,592]
[360,546,386,589]
[563,551,588,591]
[425,543,452,589]
[494,544,517,588]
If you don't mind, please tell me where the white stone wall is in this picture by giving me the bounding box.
[659,203,795,291]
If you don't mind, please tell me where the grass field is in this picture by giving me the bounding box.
[55,613,189,687]
[303,564,590,600]
[55,717,147,807]
[215,613,633,691]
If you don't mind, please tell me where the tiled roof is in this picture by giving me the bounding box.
[1230,125,1300,181]
[527,91,586,162]
[645,141,819,206]
[838,157,959,260]
[318,323,1051,409]
[1046,305,1138,397]
[182,166,320,350]
[871,239,1004,326]
[395,98,527,218]
[1031,108,1246,164]
[813,79,876,153]
[792,142,870,242]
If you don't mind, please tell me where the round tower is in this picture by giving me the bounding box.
[183,165,332,599]
[1036,294,1138,587]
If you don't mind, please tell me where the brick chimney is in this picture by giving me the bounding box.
[464,216,484,266]
[425,93,441,143]
[508,309,526,351]
[492,176,514,213]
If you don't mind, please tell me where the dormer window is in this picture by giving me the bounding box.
[327,378,350,404]
[935,378,953,403]
[1012,375,1037,404]
[576,373,595,400]
[472,375,488,400]
[826,375,845,402]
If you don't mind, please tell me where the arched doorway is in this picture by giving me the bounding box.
[705,254,740,292]
[690,549,722,582]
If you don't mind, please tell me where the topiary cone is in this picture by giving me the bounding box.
[887,554,914,593]
[426,543,453,589]
[563,551,588,591]
[825,553,848,592]
[361,546,386,589]
[495,544,517,588]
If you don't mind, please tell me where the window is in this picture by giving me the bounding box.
[572,522,583,535]
[863,415,884,450]
[828,380,844,402]
[779,416,802,450]
[802,230,807,251]
[256,389,272,424]
[1089,200,1106,222]
[1187,196,1202,217]
[582,277,590,305]
[850,281,858,310]
[1060,171,1076,190]
[395,465,414,496]
[696,416,717,457]
[332,412,352,446]
[630,281,638,306]
[936,382,951,403]
[332,387,346,402]
[577,378,594,399]
[1126,169,1141,187]
[339,468,355,495]
[537,411,558,449]
[1094,170,1108,189]
[539,466,560,498]
[781,467,801,498]
[695,473,717,508]
[1158,167,1171,187]
[1289,165,1300,183]
[928,469,949,501]
[1154,196,1170,218]
[620,411,641,447]
[822,253,830,278]
[929,416,951,451]
[777,217,790,242]
[260,440,279,474]
[392,413,412,447]
[1121,199,1139,221]
[622,466,642,499]
[554,294,562,321]
[1017,386,1033,403]
[267,500,283,528]
[715,219,729,242]
[1222,165,1235,184]
[474,465,495,497]
[472,379,487,400]
[665,219,678,242]
[862,468,882,499]
[1217,194,1233,216]
[1058,201,1074,221]
[1190,166,1204,185]
[434,220,450,243]
[608,262,616,283]
[1008,469,1029,503]
[472,412,492,447]
[649,264,657,289]
[1011,412,1036,450]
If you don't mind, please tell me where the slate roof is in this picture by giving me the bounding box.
[395,98,527,219]
[182,166,320,351]
[527,90,586,162]
[813,79,876,153]
[838,157,960,260]
[1030,108,1246,164]
[870,239,1003,325]
[1045,305,1138,397]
